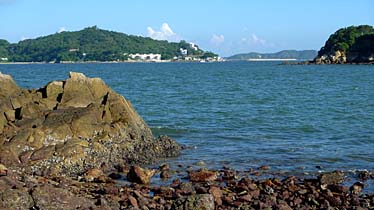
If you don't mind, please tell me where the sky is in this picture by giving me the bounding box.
[0,0,373,56]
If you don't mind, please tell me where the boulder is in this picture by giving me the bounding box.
[127,165,155,184]
[0,72,180,177]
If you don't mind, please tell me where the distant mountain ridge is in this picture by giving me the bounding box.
[227,50,317,60]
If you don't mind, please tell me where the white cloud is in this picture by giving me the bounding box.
[210,34,225,46]
[147,23,181,42]
[58,27,66,33]
[251,34,266,45]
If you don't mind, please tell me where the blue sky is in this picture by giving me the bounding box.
[1,0,373,56]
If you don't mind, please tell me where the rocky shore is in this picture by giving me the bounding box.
[1,72,373,209]
[1,163,373,209]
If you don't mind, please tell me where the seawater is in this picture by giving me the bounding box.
[1,62,374,176]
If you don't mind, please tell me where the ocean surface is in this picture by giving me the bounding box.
[1,62,373,184]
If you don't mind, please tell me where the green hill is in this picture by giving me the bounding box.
[2,26,216,62]
[315,25,374,63]
[227,50,317,60]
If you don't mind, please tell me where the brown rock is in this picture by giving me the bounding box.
[127,165,155,184]
[0,72,180,177]
[319,171,345,185]
[32,184,94,209]
[0,164,7,176]
[0,189,34,210]
[188,168,218,182]
[128,195,139,208]
[172,194,215,210]
[209,186,223,205]
[84,168,105,182]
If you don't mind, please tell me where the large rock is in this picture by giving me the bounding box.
[0,72,180,176]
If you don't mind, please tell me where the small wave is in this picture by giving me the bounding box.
[151,126,191,136]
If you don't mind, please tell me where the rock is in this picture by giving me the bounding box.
[172,194,215,210]
[84,168,104,182]
[209,186,223,206]
[0,189,34,210]
[127,165,155,184]
[0,164,7,176]
[160,170,172,179]
[159,163,170,171]
[32,184,94,209]
[188,169,218,182]
[259,165,270,170]
[0,72,180,177]
[350,182,364,194]
[318,171,344,185]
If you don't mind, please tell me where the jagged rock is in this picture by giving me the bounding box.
[0,72,180,177]
[127,165,155,184]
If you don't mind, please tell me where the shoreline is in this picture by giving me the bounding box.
[1,162,373,209]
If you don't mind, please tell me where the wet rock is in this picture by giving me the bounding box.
[259,165,270,170]
[188,169,218,182]
[127,165,155,184]
[160,170,172,179]
[172,194,215,210]
[159,163,170,171]
[350,182,364,194]
[318,171,345,185]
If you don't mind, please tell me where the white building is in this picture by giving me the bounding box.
[180,48,188,55]
[129,53,161,61]
[0,58,8,61]
[189,42,198,51]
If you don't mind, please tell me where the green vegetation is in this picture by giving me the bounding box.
[2,26,216,62]
[348,34,374,60]
[227,50,317,60]
[318,25,374,56]
[0,39,9,59]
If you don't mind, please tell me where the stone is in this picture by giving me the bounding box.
[84,168,105,182]
[209,186,223,205]
[0,189,34,210]
[188,169,218,182]
[172,194,215,210]
[318,171,344,185]
[32,184,94,209]
[0,164,7,176]
[127,165,155,184]
[350,182,364,194]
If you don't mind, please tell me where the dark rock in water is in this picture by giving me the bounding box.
[0,72,180,176]
[127,165,155,184]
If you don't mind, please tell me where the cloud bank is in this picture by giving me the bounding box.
[210,34,225,46]
[147,23,181,42]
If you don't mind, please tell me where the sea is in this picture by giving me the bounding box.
[1,62,373,189]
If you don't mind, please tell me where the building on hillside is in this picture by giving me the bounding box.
[129,53,161,61]
[0,58,8,61]
[189,43,198,51]
[180,48,188,55]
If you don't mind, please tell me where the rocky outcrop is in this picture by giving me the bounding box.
[0,72,180,177]
[313,50,347,64]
